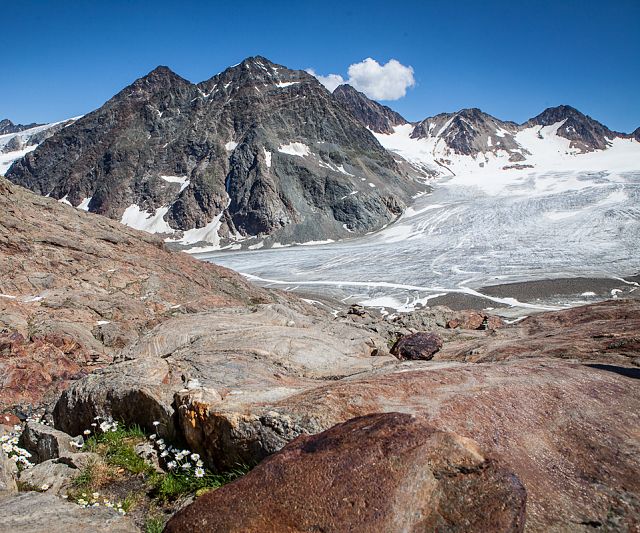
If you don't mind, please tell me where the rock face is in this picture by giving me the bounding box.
[390,332,443,360]
[6,57,423,247]
[0,119,43,135]
[0,176,287,413]
[333,84,407,134]
[165,413,527,533]
[436,298,640,365]
[524,104,621,152]
[53,303,394,449]
[411,108,525,159]
[0,492,138,532]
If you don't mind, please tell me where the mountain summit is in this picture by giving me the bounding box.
[6,57,423,248]
[524,104,621,151]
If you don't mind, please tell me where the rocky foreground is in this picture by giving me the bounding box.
[1,177,639,531]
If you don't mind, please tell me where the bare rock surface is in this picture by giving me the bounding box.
[0,176,292,413]
[52,298,640,531]
[435,298,640,365]
[0,447,17,499]
[19,460,78,495]
[54,303,394,441]
[165,413,527,533]
[0,492,138,532]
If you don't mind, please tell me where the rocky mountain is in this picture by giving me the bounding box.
[0,119,43,135]
[523,104,622,152]
[410,107,525,159]
[332,88,639,176]
[6,57,424,249]
[333,84,406,134]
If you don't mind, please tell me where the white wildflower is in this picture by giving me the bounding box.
[152,421,160,426]
[190,453,200,461]
[194,467,205,478]
[41,484,50,491]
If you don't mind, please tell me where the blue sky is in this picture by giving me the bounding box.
[2,0,639,131]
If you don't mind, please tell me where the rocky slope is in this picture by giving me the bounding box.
[333,84,406,134]
[52,294,640,531]
[523,104,623,152]
[411,107,524,158]
[0,119,78,175]
[0,176,296,414]
[6,57,424,249]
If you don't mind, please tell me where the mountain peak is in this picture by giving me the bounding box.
[333,84,406,134]
[525,105,618,151]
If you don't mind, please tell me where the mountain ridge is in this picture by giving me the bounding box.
[6,57,424,249]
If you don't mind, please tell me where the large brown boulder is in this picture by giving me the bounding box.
[172,359,640,531]
[391,332,443,360]
[165,413,526,533]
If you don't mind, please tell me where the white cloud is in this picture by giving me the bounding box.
[307,58,415,101]
[305,69,344,92]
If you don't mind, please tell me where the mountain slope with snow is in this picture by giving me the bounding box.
[0,119,79,175]
[6,57,424,250]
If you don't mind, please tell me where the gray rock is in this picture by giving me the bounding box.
[134,442,162,473]
[0,492,138,532]
[19,422,83,463]
[18,460,77,495]
[333,84,406,134]
[53,303,396,465]
[0,447,18,499]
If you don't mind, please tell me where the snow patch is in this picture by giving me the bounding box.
[78,197,92,211]
[121,205,174,234]
[278,142,310,157]
[263,148,272,168]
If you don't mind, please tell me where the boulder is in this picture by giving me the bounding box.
[390,332,443,360]
[165,413,526,533]
[19,460,77,495]
[173,359,640,531]
[19,422,82,463]
[0,492,138,532]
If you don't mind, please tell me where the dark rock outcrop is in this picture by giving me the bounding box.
[333,84,407,134]
[165,413,527,533]
[6,57,422,247]
[523,105,622,152]
[390,331,443,360]
[411,108,525,158]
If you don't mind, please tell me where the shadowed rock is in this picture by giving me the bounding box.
[390,332,443,360]
[165,413,527,533]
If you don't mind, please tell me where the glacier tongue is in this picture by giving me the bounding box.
[198,168,640,313]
